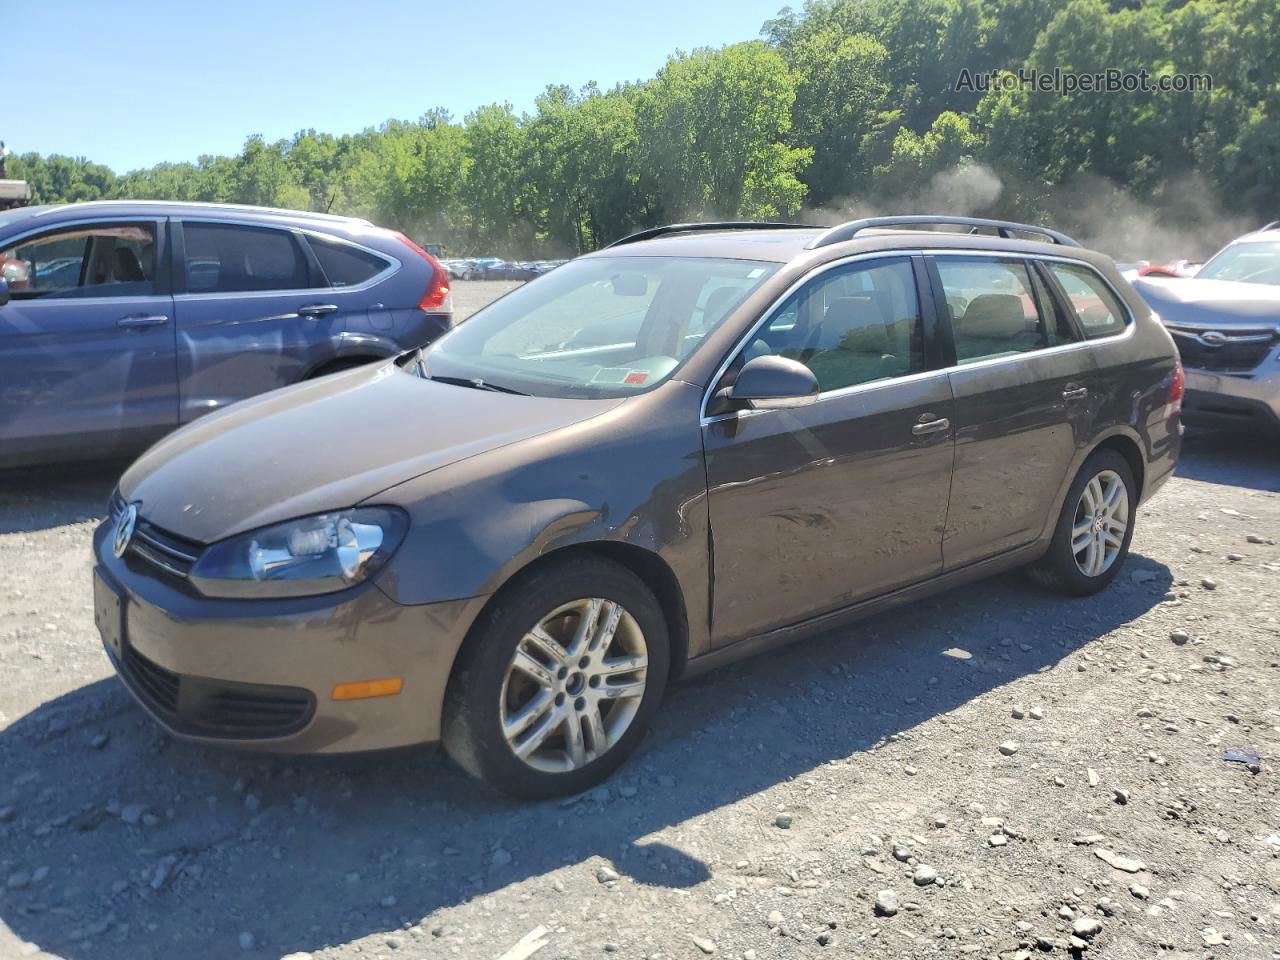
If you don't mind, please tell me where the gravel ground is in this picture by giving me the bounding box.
[1,282,1278,960]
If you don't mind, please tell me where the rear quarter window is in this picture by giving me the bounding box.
[309,236,389,287]
[1047,262,1129,339]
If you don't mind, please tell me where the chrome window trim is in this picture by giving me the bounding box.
[0,215,167,303]
[700,248,1136,425]
[175,218,401,299]
[0,215,167,249]
[1,214,402,301]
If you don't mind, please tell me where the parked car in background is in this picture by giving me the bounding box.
[1132,221,1280,434]
[93,216,1180,799]
[1138,259,1203,278]
[0,201,453,468]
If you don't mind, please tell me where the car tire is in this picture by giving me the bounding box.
[1028,448,1137,596]
[442,556,670,800]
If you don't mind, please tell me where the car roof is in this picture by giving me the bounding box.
[6,200,372,230]
[582,226,1107,268]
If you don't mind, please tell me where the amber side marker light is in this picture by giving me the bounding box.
[332,678,404,701]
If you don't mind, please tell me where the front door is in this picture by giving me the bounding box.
[0,219,176,463]
[929,254,1096,569]
[703,256,955,645]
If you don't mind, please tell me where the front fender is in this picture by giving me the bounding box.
[367,382,712,656]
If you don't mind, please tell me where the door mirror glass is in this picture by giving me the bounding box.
[727,355,819,409]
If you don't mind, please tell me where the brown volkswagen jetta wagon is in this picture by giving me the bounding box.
[93,216,1183,798]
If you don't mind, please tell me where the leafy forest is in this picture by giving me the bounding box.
[9,0,1278,259]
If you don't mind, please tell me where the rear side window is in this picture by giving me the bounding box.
[1,223,157,300]
[935,257,1061,364]
[309,236,388,287]
[752,257,925,392]
[1047,262,1128,339]
[182,223,309,294]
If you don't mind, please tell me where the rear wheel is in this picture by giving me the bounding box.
[442,556,669,799]
[1029,448,1137,595]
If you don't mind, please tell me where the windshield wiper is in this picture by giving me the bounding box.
[429,374,529,396]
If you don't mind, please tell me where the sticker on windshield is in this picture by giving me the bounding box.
[624,371,649,385]
[591,367,631,384]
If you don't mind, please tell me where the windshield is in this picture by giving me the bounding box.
[423,255,780,398]
[1197,240,1280,285]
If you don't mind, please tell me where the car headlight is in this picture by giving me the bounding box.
[189,507,408,599]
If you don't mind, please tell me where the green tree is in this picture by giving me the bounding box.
[633,42,811,221]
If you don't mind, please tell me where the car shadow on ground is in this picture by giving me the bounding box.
[1175,424,1280,493]
[0,557,1171,960]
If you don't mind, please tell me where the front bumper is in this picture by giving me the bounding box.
[92,521,487,754]
[1183,367,1280,431]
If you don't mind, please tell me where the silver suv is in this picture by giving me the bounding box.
[1133,222,1280,433]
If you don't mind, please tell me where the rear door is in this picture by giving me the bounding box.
[0,218,176,463]
[172,220,368,422]
[703,256,955,645]
[928,253,1094,569]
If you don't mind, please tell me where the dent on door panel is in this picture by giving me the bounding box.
[944,348,1097,567]
[704,372,955,645]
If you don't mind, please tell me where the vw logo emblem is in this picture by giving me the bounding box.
[1198,330,1227,347]
[113,503,138,558]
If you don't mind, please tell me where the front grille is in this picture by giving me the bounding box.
[1166,324,1278,373]
[109,492,203,579]
[120,642,315,739]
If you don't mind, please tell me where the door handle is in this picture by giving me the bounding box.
[298,303,338,317]
[1062,386,1089,401]
[116,314,169,328]
[911,416,951,436]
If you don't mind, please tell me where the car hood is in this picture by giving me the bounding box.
[1133,276,1280,327]
[120,363,622,543]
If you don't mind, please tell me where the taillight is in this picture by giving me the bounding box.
[393,232,451,312]
[1165,359,1184,418]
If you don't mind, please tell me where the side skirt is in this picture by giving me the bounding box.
[682,541,1049,679]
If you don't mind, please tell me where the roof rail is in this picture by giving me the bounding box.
[806,215,1080,249]
[1258,220,1280,232]
[606,221,815,248]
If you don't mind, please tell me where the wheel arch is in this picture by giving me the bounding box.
[450,540,692,687]
[1091,431,1146,501]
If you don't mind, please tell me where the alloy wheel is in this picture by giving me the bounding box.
[500,598,649,773]
[1071,469,1129,577]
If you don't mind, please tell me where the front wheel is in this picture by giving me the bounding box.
[442,556,669,799]
[1029,448,1137,595]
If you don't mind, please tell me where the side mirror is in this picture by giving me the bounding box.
[0,279,8,307]
[713,355,818,413]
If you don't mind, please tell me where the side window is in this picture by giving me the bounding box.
[1028,262,1079,347]
[1047,262,1128,339]
[936,257,1055,364]
[182,223,309,294]
[0,223,157,300]
[749,258,924,392]
[309,236,388,287]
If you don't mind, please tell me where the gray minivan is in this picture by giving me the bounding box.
[0,201,452,468]
[93,216,1183,799]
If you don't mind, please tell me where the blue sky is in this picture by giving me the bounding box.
[9,0,788,173]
